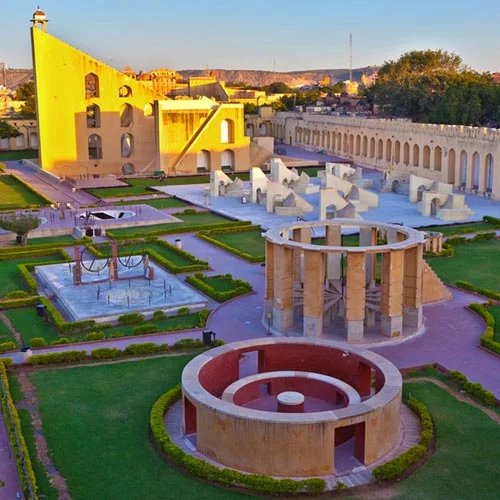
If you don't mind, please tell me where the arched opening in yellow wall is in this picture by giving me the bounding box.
[120,104,133,127]
[85,73,99,99]
[221,149,234,171]
[472,152,480,188]
[355,135,361,156]
[246,123,255,137]
[369,137,375,158]
[197,150,211,172]
[460,150,468,186]
[88,134,102,160]
[221,119,235,144]
[122,163,135,175]
[448,148,456,184]
[385,139,392,162]
[121,133,134,158]
[119,85,133,98]
[377,139,383,160]
[362,136,367,157]
[86,104,101,128]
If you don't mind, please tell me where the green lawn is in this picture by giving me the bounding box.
[0,150,38,161]
[30,356,254,500]
[87,174,250,198]
[426,239,500,290]
[0,316,16,344]
[5,235,76,247]
[0,175,49,209]
[111,197,188,209]
[383,382,500,500]
[209,229,265,258]
[202,276,239,292]
[417,221,498,236]
[108,212,231,237]
[0,253,64,298]
[5,308,60,345]
[487,305,500,342]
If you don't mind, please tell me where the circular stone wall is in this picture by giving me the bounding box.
[264,219,426,342]
[181,337,402,477]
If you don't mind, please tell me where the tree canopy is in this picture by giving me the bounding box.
[16,81,37,118]
[0,121,21,139]
[0,213,41,245]
[367,50,500,126]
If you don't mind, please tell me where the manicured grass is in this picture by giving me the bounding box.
[30,356,254,500]
[18,409,58,500]
[6,235,76,247]
[209,229,265,258]
[487,305,500,342]
[383,382,500,500]
[108,212,231,237]
[0,175,48,209]
[426,239,500,291]
[203,276,239,292]
[5,308,60,345]
[0,150,38,161]
[0,253,64,298]
[87,174,250,198]
[312,234,360,246]
[417,221,498,236]
[0,316,16,345]
[111,197,188,209]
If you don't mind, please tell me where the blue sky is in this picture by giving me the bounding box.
[5,1,500,73]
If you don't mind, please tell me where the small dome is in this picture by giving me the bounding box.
[33,7,47,20]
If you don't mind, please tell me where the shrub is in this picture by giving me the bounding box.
[0,296,39,310]
[84,331,106,341]
[118,312,145,325]
[179,208,197,215]
[51,337,72,345]
[446,236,467,246]
[173,338,204,349]
[5,290,30,299]
[0,358,13,368]
[177,307,190,316]
[30,337,48,348]
[446,367,497,407]
[152,310,165,321]
[186,273,253,303]
[29,350,87,365]
[0,341,16,352]
[471,231,496,242]
[455,281,500,301]
[469,303,500,355]
[124,343,162,355]
[449,370,468,385]
[335,481,347,492]
[132,323,159,336]
[483,215,500,225]
[198,309,210,327]
[107,331,125,339]
[91,348,122,359]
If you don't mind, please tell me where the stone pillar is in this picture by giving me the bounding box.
[303,250,325,337]
[380,249,404,337]
[111,242,119,281]
[403,245,424,329]
[345,252,366,341]
[325,225,341,281]
[292,228,311,283]
[74,247,82,285]
[264,240,275,317]
[359,227,377,285]
[273,245,294,331]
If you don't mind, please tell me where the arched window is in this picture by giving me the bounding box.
[29,133,38,149]
[460,150,468,185]
[85,73,99,99]
[377,139,383,160]
[385,139,392,162]
[423,146,430,169]
[448,148,456,184]
[355,135,361,156]
[144,103,154,117]
[122,163,135,175]
[120,103,133,127]
[221,119,235,144]
[369,137,375,158]
[221,149,234,170]
[362,136,368,157]
[246,123,254,137]
[413,144,420,167]
[403,142,410,165]
[434,146,442,172]
[485,154,494,192]
[88,134,102,160]
[394,141,401,163]
[119,85,132,98]
[197,150,210,172]
[86,104,101,128]
[121,133,134,158]
[16,135,25,148]
[472,152,480,188]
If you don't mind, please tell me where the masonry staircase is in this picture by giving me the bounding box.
[422,261,452,303]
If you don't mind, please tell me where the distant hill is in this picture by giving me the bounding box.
[179,67,379,88]
[2,66,379,90]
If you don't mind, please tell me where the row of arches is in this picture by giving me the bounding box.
[87,133,134,160]
[245,121,271,137]
[0,133,39,149]
[196,149,235,171]
[86,103,154,129]
[85,73,133,100]
[289,125,496,193]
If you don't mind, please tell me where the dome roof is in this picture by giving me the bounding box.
[33,7,47,18]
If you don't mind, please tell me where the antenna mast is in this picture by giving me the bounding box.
[349,33,353,82]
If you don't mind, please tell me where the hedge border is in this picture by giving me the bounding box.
[150,385,326,495]
[0,362,39,498]
[455,281,500,301]
[185,273,253,302]
[106,220,252,240]
[197,225,265,263]
[372,395,433,481]
[0,236,90,255]
[468,303,500,357]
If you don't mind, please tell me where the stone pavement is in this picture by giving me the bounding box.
[0,408,23,499]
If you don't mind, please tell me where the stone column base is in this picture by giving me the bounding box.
[304,316,323,338]
[272,307,294,331]
[381,314,403,338]
[347,319,364,342]
[403,306,423,329]
[365,308,376,327]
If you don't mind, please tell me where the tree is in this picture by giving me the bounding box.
[265,82,291,94]
[0,121,21,139]
[16,81,37,118]
[0,213,41,245]
[243,103,259,115]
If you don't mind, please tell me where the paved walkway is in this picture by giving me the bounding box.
[0,408,23,499]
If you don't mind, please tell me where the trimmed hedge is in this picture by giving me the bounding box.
[469,303,500,356]
[124,342,164,355]
[107,220,252,240]
[30,337,48,348]
[373,395,433,480]
[186,273,253,302]
[118,312,145,326]
[424,242,454,259]
[84,331,106,342]
[0,362,39,498]
[37,296,96,334]
[0,341,16,352]
[456,281,500,301]
[150,385,327,495]
[0,237,88,255]
[29,350,87,365]
[5,290,30,299]
[132,323,160,335]
[197,225,265,263]
[0,296,39,310]
[448,365,497,406]
[91,348,122,359]
[483,215,500,225]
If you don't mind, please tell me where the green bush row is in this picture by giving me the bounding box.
[106,220,252,240]
[0,341,16,352]
[150,385,326,495]
[482,215,500,225]
[449,367,497,406]
[118,312,145,325]
[197,225,265,263]
[186,273,253,302]
[132,324,159,335]
[37,296,97,334]
[0,362,39,498]
[455,281,500,301]
[373,395,433,480]
[147,248,209,274]
[446,232,496,247]
[4,290,30,299]
[0,296,39,310]
[0,236,89,255]
[29,350,88,365]
[0,246,71,261]
[423,242,454,259]
[18,263,38,293]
